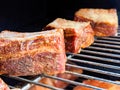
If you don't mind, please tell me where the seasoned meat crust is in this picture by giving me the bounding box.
[44,18,94,53]
[0,52,65,76]
[74,8,118,36]
[0,29,66,76]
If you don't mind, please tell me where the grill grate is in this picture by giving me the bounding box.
[1,29,120,90]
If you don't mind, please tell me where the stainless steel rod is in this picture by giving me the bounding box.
[81,49,120,59]
[65,71,120,85]
[67,53,120,64]
[68,58,120,70]
[86,46,120,54]
[93,43,120,49]
[66,64,120,77]
[4,76,63,90]
[96,37,120,41]
[95,40,120,45]
[43,74,104,90]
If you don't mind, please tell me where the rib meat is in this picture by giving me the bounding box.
[43,18,94,53]
[0,29,66,76]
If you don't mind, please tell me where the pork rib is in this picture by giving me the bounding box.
[0,29,66,76]
[43,18,94,53]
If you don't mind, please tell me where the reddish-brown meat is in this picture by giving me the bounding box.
[0,78,10,90]
[43,18,94,53]
[0,29,66,76]
[74,9,118,36]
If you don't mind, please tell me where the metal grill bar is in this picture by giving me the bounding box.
[65,71,120,85]
[95,40,120,45]
[9,85,16,89]
[86,46,120,54]
[67,53,120,64]
[3,76,64,90]
[81,49,120,59]
[96,37,120,41]
[92,43,120,49]
[110,35,120,38]
[68,58,120,70]
[66,64,120,77]
[43,74,104,90]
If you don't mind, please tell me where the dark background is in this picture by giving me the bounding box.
[0,0,119,31]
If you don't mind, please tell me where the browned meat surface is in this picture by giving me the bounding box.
[74,8,118,37]
[0,29,66,76]
[43,18,94,53]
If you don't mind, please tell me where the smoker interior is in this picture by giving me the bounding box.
[0,28,120,90]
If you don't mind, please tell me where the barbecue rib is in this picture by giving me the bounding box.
[74,8,118,36]
[43,18,94,53]
[0,29,66,76]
